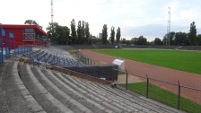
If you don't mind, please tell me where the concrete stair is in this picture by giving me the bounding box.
[56,71,183,113]
[32,66,93,113]
[0,61,184,113]
[0,62,44,113]
[19,63,72,113]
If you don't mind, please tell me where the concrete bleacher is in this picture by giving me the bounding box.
[21,46,83,67]
[0,61,184,113]
[0,45,188,112]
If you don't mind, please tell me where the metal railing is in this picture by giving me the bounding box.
[115,69,201,111]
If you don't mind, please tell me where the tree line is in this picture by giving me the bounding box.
[25,19,121,45]
[101,24,121,44]
[45,19,122,45]
[25,19,201,46]
[123,21,200,46]
[160,22,200,46]
[46,19,91,45]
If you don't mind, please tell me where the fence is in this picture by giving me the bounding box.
[76,52,101,65]
[115,69,201,112]
[0,38,33,62]
[65,65,118,81]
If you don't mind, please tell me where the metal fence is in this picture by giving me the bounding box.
[64,65,118,81]
[115,69,201,111]
[76,52,101,65]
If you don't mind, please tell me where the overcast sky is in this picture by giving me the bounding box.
[1,0,201,41]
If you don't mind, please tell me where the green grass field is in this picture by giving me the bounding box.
[120,83,201,113]
[92,49,201,75]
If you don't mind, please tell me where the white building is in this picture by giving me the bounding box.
[98,33,102,39]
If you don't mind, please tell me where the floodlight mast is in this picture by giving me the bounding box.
[51,0,54,26]
[51,0,54,43]
[166,7,171,46]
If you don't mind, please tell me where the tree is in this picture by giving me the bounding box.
[174,32,189,45]
[121,38,130,45]
[77,21,82,44]
[56,25,70,44]
[162,36,166,45]
[24,20,37,25]
[188,21,197,45]
[46,22,59,43]
[154,38,163,45]
[131,37,138,45]
[102,24,108,44]
[116,27,121,44]
[90,35,101,44]
[163,32,175,45]
[46,22,70,44]
[85,22,90,44]
[81,21,85,44]
[196,34,201,46]
[110,26,115,44]
[70,19,77,44]
[169,32,176,45]
[138,36,147,45]
[24,19,42,28]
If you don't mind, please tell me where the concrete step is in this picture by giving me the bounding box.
[14,62,46,113]
[0,63,7,113]
[19,63,73,113]
[94,84,178,113]
[0,62,33,113]
[62,74,144,112]
[11,60,183,113]
[77,79,151,111]
[82,79,172,113]
[45,69,113,113]
[32,66,93,113]
[52,71,125,112]
[64,74,183,113]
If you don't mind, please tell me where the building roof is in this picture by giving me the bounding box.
[0,24,47,36]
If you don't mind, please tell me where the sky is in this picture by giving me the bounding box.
[1,0,201,41]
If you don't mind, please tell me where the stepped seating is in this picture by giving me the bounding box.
[37,52,48,61]
[0,46,191,113]
[3,46,183,112]
[0,61,184,112]
[23,50,41,59]
[46,54,53,62]
[0,62,45,113]
[12,62,182,113]
[22,48,83,68]
[57,72,182,113]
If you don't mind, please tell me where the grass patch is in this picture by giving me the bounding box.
[69,50,75,55]
[92,49,201,75]
[118,71,125,76]
[120,82,201,113]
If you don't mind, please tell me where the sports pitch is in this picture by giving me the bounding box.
[92,49,201,75]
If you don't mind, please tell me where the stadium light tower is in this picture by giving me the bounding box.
[51,0,54,43]
[51,0,54,24]
[166,7,171,46]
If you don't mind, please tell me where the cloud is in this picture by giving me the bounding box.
[122,24,166,40]
[121,24,201,41]
[1,0,201,42]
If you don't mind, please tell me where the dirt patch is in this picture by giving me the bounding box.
[117,74,144,84]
